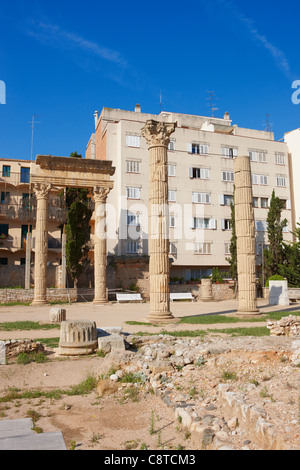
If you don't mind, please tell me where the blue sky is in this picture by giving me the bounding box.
[0,0,299,160]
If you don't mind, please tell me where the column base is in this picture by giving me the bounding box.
[236,308,260,317]
[92,299,108,305]
[144,312,179,324]
[31,300,48,306]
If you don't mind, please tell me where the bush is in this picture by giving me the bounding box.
[265,274,285,287]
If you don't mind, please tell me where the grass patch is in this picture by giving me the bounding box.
[208,326,270,337]
[36,337,60,348]
[180,311,300,325]
[0,302,31,307]
[125,321,158,327]
[17,352,48,365]
[0,374,98,404]
[0,321,60,331]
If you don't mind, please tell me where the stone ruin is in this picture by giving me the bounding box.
[267,315,300,337]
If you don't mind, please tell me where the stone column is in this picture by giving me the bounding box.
[234,156,260,316]
[32,183,51,305]
[141,120,177,322]
[93,187,110,304]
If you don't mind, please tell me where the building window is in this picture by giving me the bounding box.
[253,197,259,208]
[126,134,140,148]
[225,243,231,255]
[275,153,285,165]
[126,187,141,199]
[188,143,209,155]
[252,174,268,185]
[168,140,176,151]
[249,151,267,162]
[20,258,26,265]
[2,165,10,177]
[276,176,287,187]
[0,258,8,265]
[194,242,212,255]
[222,147,237,158]
[168,164,176,177]
[255,220,267,232]
[191,218,216,229]
[169,216,176,228]
[126,161,140,173]
[127,212,140,226]
[261,198,269,208]
[169,242,177,255]
[192,192,211,204]
[20,167,30,184]
[0,224,9,237]
[126,240,141,254]
[221,219,231,230]
[222,171,234,182]
[168,190,176,202]
[189,167,210,179]
[0,192,10,204]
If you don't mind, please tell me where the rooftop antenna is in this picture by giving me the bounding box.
[264,113,273,132]
[207,91,218,117]
[160,90,163,113]
[28,114,41,162]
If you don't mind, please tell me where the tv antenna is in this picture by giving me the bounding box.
[264,113,273,132]
[207,91,218,117]
[28,114,41,161]
[159,90,163,113]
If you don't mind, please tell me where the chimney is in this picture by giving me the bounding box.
[135,104,141,113]
[94,110,99,130]
[224,111,230,121]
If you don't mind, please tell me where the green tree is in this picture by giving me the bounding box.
[280,223,300,287]
[264,190,288,281]
[64,152,93,286]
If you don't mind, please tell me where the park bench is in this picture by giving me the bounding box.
[289,289,300,303]
[170,293,195,302]
[116,293,143,303]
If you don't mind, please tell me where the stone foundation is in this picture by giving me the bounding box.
[267,315,300,337]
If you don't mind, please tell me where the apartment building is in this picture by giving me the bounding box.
[0,158,63,269]
[86,105,294,280]
[284,128,300,232]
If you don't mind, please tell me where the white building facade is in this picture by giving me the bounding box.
[87,106,294,280]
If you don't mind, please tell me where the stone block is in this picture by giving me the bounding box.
[50,307,66,323]
[0,341,6,365]
[98,333,125,354]
[269,280,289,306]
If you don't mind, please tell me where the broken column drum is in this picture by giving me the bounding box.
[234,155,260,316]
[141,120,177,322]
[58,320,98,355]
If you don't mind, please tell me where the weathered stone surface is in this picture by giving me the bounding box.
[269,280,289,306]
[96,379,119,397]
[0,341,6,365]
[5,339,45,358]
[98,333,125,354]
[57,320,98,355]
[50,307,66,323]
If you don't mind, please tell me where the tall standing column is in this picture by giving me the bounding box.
[234,155,260,316]
[32,183,51,305]
[141,120,177,322]
[93,187,110,304]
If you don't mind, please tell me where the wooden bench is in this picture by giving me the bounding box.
[170,293,195,302]
[116,293,143,303]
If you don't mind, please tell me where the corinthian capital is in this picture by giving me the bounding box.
[141,120,177,148]
[33,183,52,199]
[93,186,110,203]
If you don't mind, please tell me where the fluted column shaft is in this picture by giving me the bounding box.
[93,187,110,304]
[141,120,176,322]
[234,156,260,315]
[32,183,51,305]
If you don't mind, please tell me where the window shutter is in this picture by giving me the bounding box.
[286,200,291,210]
[190,218,195,229]
[210,219,217,230]
[188,167,193,178]
[187,143,192,153]
[221,219,225,230]
[219,194,225,205]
